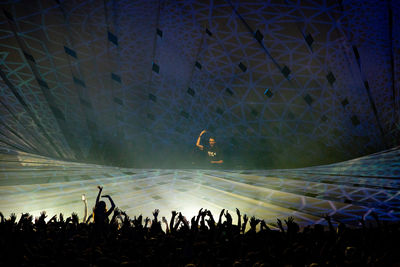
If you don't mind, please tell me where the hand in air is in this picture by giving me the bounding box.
[153,209,160,218]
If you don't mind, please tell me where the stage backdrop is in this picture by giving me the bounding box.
[0,0,399,168]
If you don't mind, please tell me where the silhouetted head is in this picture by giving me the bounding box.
[97,201,106,211]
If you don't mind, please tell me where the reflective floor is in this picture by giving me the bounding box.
[1,146,399,228]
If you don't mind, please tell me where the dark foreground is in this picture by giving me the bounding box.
[1,209,399,267]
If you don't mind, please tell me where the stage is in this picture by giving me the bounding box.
[0,146,399,229]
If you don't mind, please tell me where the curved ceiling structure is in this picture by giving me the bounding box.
[0,0,399,168]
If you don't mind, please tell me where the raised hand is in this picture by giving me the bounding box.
[243,214,248,224]
[201,209,208,218]
[277,218,284,233]
[97,185,103,191]
[153,209,160,218]
[285,216,299,234]
[170,211,177,232]
[260,220,270,231]
[241,214,248,233]
[219,209,225,218]
[18,213,29,225]
[10,213,16,223]
[250,216,260,230]
[235,208,242,231]
[182,216,189,226]
[236,208,241,217]
[71,212,79,223]
[133,214,143,227]
[218,209,225,225]
[285,216,294,224]
[206,216,215,229]
[191,216,196,228]
[49,214,57,222]
[144,217,150,227]
[225,210,232,225]
[162,216,168,224]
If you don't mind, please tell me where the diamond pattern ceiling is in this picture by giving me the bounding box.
[0,0,399,168]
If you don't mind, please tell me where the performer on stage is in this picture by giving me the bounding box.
[196,129,223,166]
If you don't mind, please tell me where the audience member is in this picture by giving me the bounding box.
[0,186,399,266]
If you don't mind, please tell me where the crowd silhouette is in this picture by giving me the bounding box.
[0,187,399,266]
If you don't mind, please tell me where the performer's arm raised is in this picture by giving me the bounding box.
[196,130,207,150]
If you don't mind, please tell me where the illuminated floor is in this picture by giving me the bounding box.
[0,146,399,228]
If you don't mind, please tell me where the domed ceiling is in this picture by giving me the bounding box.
[0,0,399,168]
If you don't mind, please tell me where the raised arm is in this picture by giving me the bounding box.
[162,216,169,233]
[196,130,207,150]
[236,208,241,231]
[82,194,88,223]
[217,209,225,226]
[86,214,93,223]
[95,186,103,206]
[170,211,177,232]
[102,195,116,216]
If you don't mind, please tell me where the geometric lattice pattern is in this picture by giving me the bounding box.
[1,146,399,227]
[0,0,399,168]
